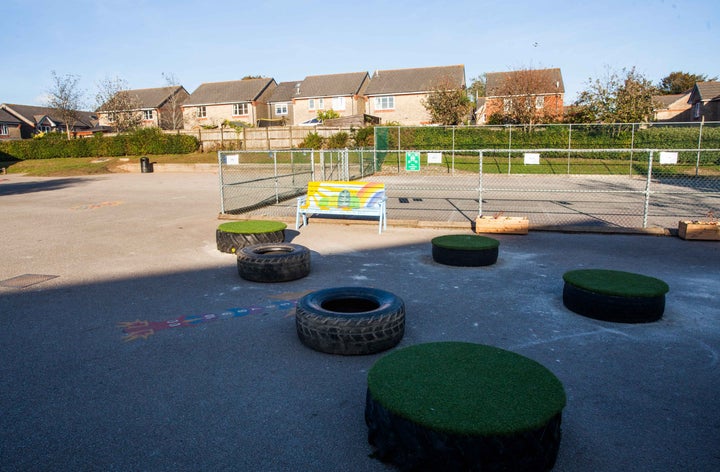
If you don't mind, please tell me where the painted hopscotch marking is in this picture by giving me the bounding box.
[71,201,123,211]
[118,299,298,342]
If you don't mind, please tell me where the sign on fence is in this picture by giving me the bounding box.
[427,152,442,164]
[405,151,421,171]
[224,154,239,165]
[524,153,540,165]
[659,152,678,164]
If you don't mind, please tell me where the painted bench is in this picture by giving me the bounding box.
[296,181,387,233]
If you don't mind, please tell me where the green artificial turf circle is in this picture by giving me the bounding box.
[367,342,566,436]
[563,269,669,298]
[217,220,287,234]
[431,234,500,251]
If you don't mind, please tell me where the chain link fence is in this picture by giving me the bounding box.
[218,122,719,231]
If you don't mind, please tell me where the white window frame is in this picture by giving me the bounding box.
[107,113,116,123]
[535,96,545,109]
[197,106,207,118]
[332,96,346,111]
[39,125,52,133]
[274,103,288,115]
[693,102,701,119]
[503,98,513,113]
[0,124,8,135]
[374,96,394,110]
[143,110,154,120]
[308,98,324,111]
[233,103,248,115]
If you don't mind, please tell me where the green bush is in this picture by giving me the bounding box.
[326,132,349,149]
[298,132,324,150]
[0,128,199,160]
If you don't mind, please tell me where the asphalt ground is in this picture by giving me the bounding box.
[1,171,719,471]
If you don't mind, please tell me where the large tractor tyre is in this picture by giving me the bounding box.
[295,287,405,355]
[236,243,310,283]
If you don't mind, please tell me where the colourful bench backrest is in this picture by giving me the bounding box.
[301,181,385,211]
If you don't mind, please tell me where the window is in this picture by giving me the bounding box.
[107,113,116,123]
[374,96,394,110]
[308,98,324,110]
[503,98,513,113]
[39,125,52,133]
[275,103,288,115]
[535,96,544,109]
[332,96,346,110]
[197,106,207,118]
[143,110,154,120]
[0,124,8,136]
[233,103,248,115]
[693,102,701,119]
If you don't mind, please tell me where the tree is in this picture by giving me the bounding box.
[489,68,561,127]
[468,74,487,100]
[161,72,184,131]
[657,71,716,95]
[95,76,142,132]
[46,71,85,139]
[421,77,473,125]
[573,67,657,123]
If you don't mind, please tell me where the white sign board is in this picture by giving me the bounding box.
[524,153,540,165]
[659,151,678,165]
[427,152,442,164]
[225,154,240,165]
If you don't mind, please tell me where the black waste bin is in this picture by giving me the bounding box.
[140,157,153,173]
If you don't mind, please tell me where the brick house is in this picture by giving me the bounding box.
[265,81,301,125]
[364,65,466,125]
[652,92,692,122]
[97,85,189,131]
[182,78,277,130]
[0,103,97,139]
[483,68,564,123]
[688,81,720,121]
[292,72,369,124]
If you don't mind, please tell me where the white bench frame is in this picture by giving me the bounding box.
[296,182,387,234]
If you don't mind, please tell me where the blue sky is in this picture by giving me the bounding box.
[2,0,718,108]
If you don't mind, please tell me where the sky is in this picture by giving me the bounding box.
[2,0,719,109]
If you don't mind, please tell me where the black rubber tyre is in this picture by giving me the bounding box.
[236,243,310,283]
[295,287,405,355]
[216,224,285,254]
[431,235,499,267]
[366,390,562,471]
[563,282,665,323]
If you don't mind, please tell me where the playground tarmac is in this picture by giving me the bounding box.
[1,172,719,471]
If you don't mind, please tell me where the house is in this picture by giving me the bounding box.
[483,68,564,123]
[182,78,277,130]
[292,72,369,125]
[265,81,301,126]
[0,107,23,140]
[364,65,466,125]
[652,92,692,122]
[688,81,720,121]
[97,85,190,131]
[0,103,98,139]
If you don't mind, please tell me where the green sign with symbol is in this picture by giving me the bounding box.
[405,151,421,171]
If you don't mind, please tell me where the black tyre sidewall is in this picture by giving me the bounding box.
[432,244,498,267]
[236,243,310,283]
[563,282,665,323]
[295,287,405,355]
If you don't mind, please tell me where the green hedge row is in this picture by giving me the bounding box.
[376,125,720,164]
[0,128,199,160]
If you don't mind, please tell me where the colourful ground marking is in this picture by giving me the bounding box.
[71,201,123,211]
[118,299,298,342]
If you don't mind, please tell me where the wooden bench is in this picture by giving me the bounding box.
[296,181,387,233]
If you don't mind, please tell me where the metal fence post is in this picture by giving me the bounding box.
[642,150,654,228]
[507,125,512,175]
[696,116,704,176]
[630,123,636,177]
[478,150,484,217]
[218,151,226,214]
[567,123,572,174]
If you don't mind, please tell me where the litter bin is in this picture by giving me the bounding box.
[140,157,153,173]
